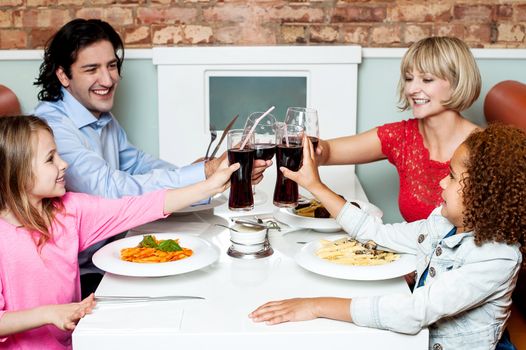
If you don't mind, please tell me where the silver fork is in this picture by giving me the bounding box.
[205,126,217,160]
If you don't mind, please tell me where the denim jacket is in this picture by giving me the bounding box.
[337,203,522,350]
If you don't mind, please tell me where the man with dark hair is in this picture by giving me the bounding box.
[33,19,268,296]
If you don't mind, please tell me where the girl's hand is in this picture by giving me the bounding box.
[206,158,240,195]
[44,294,97,331]
[280,136,323,193]
[249,298,318,325]
[204,152,228,179]
[249,297,352,325]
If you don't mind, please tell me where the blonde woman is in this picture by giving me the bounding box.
[318,36,481,222]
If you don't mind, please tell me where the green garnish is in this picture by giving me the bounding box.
[138,235,183,252]
[157,239,182,252]
[138,235,158,248]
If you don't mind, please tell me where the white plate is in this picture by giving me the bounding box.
[273,199,383,233]
[295,235,415,281]
[93,233,219,277]
[274,207,342,233]
[175,193,227,213]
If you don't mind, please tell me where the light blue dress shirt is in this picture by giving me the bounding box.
[33,88,206,273]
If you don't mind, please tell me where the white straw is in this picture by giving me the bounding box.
[240,106,275,150]
[284,123,289,147]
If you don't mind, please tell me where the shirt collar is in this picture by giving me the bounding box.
[442,229,473,248]
[61,87,113,129]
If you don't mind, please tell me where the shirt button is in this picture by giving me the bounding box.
[429,267,436,277]
[418,234,425,243]
[432,344,443,350]
[436,246,442,256]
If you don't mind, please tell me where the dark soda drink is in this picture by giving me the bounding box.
[228,147,255,211]
[273,142,303,207]
[308,136,319,152]
[254,143,276,161]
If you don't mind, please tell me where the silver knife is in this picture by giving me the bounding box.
[209,114,239,159]
[95,295,205,303]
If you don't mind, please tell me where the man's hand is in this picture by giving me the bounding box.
[251,159,272,185]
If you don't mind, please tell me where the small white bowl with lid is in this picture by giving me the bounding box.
[230,224,267,254]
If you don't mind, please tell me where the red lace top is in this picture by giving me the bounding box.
[377,119,449,222]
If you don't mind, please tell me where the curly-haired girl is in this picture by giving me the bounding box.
[250,124,525,350]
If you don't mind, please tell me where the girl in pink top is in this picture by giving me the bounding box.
[317,36,481,222]
[0,116,238,350]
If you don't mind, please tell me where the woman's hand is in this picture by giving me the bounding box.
[280,136,323,193]
[249,297,352,325]
[44,294,97,331]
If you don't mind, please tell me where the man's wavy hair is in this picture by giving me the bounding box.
[34,18,124,102]
[461,124,526,257]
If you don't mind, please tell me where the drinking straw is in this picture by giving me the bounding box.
[283,122,290,147]
[240,106,275,150]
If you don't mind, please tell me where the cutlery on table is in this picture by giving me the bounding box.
[204,126,217,160]
[95,295,205,303]
[209,114,239,159]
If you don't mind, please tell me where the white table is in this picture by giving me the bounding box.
[73,174,428,349]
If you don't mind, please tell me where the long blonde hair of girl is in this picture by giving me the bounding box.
[0,115,63,247]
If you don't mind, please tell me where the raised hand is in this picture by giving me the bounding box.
[207,158,240,195]
[279,136,346,218]
[251,159,272,185]
[279,136,322,193]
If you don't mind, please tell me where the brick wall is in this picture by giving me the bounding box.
[0,0,525,49]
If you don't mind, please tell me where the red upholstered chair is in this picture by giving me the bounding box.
[0,84,21,117]
[484,80,526,319]
[484,80,526,131]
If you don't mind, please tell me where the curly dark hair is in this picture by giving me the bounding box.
[34,18,124,102]
[462,123,526,256]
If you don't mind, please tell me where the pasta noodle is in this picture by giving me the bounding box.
[120,235,193,263]
[294,199,330,218]
[315,237,399,266]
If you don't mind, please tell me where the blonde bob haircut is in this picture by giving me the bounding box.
[398,36,481,112]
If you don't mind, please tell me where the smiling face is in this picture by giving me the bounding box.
[404,69,453,120]
[30,129,68,207]
[439,144,469,232]
[56,40,120,118]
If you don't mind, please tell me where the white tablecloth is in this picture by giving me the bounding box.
[73,174,428,350]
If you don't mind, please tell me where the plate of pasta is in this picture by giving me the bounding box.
[93,233,220,277]
[295,235,415,280]
[274,207,341,232]
[274,199,382,233]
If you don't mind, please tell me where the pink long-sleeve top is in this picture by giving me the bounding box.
[0,190,168,350]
